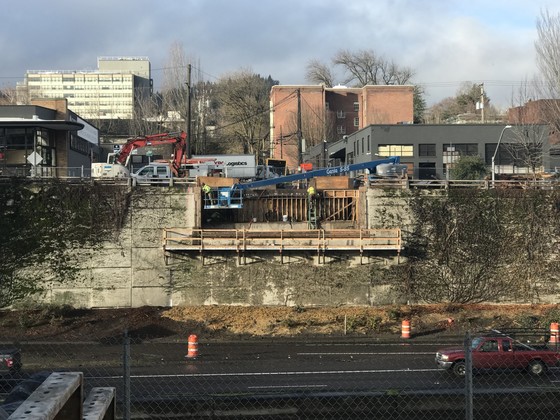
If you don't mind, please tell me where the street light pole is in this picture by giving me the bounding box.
[491,125,512,188]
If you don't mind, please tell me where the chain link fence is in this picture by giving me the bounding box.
[2,329,560,419]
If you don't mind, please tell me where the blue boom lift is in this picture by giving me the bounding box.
[202,156,401,209]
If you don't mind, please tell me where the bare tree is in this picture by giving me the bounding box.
[305,59,334,87]
[214,69,276,160]
[507,81,550,178]
[332,49,414,87]
[160,42,213,154]
[506,125,549,179]
[161,42,191,132]
[306,49,423,121]
[284,103,337,151]
[0,87,18,105]
[535,8,560,139]
[127,91,163,136]
[306,49,414,87]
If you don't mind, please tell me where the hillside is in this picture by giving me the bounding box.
[0,304,558,342]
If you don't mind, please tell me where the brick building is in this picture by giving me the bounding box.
[269,85,414,171]
[508,99,560,145]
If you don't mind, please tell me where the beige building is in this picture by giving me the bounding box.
[16,57,152,120]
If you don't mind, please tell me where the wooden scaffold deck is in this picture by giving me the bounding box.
[163,227,402,265]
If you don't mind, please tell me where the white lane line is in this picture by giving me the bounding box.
[110,368,441,379]
[297,352,433,355]
[248,385,328,390]
[302,343,452,347]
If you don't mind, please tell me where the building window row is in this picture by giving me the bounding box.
[378,145,414,157]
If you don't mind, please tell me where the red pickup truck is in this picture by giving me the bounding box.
[0,348,21,376]
[436,333,560,377]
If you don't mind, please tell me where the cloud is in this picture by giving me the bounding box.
[2,0,560,108]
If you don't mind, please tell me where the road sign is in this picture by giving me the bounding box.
[27,151,43,166]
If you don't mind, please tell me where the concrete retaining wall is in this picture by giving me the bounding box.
[36,186,405,308]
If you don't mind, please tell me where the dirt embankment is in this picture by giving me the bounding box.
[0,304,559,342]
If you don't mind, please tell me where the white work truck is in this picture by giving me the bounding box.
[130,163,174,185]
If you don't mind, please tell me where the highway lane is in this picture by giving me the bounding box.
[75,339,560,400]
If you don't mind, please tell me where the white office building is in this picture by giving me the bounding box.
[16,57,152,120]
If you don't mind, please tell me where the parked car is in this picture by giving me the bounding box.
[436,330,560,377]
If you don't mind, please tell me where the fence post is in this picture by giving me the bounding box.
[123,329,131,420]
[550,322,559,350]
[464,331,473,420]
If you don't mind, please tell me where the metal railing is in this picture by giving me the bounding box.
[163,227,401,252]
[2,166,559,190]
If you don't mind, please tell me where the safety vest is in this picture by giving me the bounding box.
[202,184,211,194]
[307,186,315,196]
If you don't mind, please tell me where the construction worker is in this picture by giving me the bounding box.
[202,183,213,205]
[307,185,315,198]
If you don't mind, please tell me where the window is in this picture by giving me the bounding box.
[325,102,330,110]
[480,340,498,352]
[361,138,364,154]
[419,144,436,157]
[444,143,478,156]
[367,135,370,153]
[337,126,346,134]
[337,110,346,119]
[485,143,515,165]
[70,135,90,155]
[157,166,169,176]
[353,102,359,112]
[353,117,359,127]
[378,145,414,157]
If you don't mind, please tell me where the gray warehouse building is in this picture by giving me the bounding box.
[305,124,557,180]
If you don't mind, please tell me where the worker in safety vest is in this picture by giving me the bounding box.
[307,186,315,196]
[202,183,213,204]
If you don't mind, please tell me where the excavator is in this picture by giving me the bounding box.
[92,131,188,178]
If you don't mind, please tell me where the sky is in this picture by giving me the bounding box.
[2,0,560,110]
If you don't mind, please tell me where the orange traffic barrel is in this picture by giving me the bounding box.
[401,319,411,339]
[550,323,559,345]
[186,334,199,359]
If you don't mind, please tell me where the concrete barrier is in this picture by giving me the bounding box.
[7,372,115,420]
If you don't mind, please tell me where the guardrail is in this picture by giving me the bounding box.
[2,169,559,190]
[371,178,560,189]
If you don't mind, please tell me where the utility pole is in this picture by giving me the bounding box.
[186,64,192,156]
[297,89,303,166]
[479,83,485,124]
[280,127,283,159]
